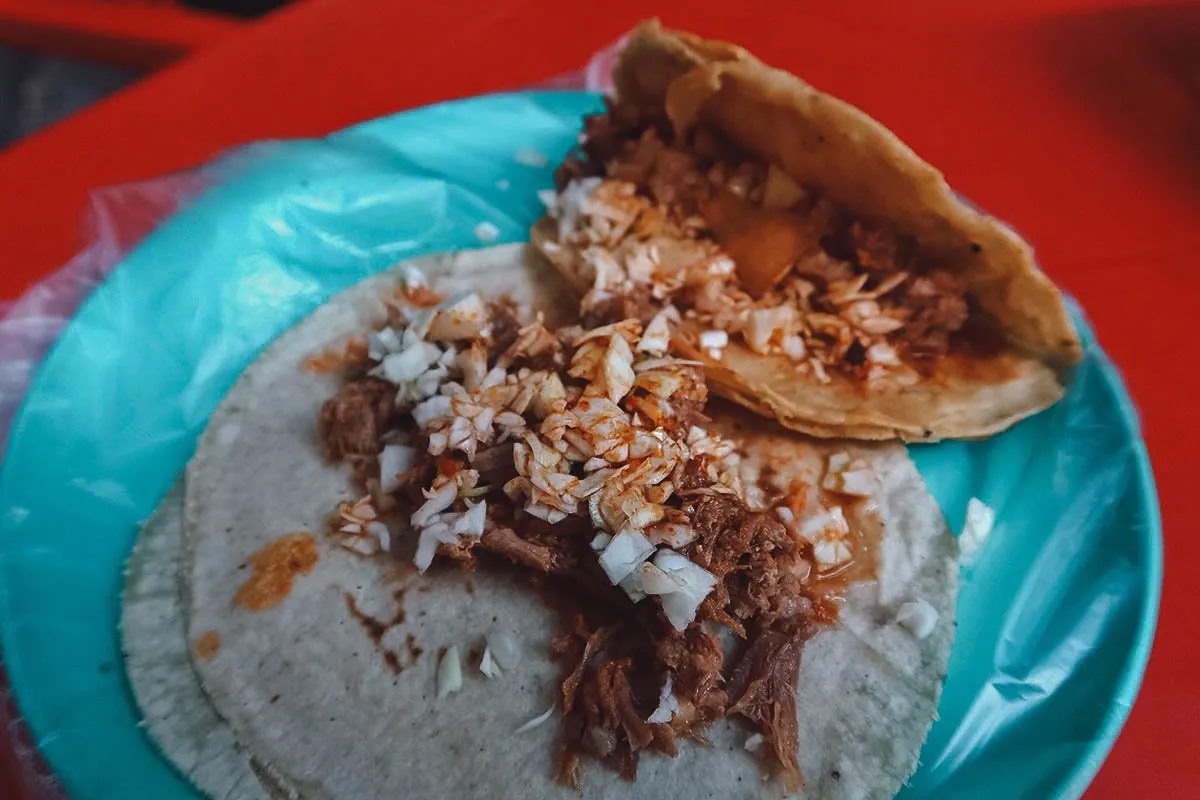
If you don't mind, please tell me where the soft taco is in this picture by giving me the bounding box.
[122,244,958,799]
[533,21,1081,441]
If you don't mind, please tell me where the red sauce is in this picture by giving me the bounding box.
[233,533,319,612]
[194,630,221,661]
[301,335,369,374]
[343,588,411,674]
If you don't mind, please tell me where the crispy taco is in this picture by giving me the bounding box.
[121,244,958,798]
[533,21,1081,440]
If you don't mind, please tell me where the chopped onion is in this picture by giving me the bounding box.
[652,549,718,631]
[411,481,458,529]
[619,571,647,602]
[486,632,521,670]
[479,645,502,679]
[514,705,555,734]
[379,444,416,494]
[412,395,452,428]
[554,178,602,237]
[366,521,391,553]
[414,523,451,572]
[368,327,402,360]
[638,311,672,355]
[524,503,568,524]
[602,334,636,404]
[699,330,728,350]
[646,676,677,724]
[761,164,806,210]
[797,506,849,542]
[800,505,854,566]
[436,646,463,699]
[377,342,441,384]
[896,599,939,639]
[598,529,655,585]
[822,452,875,497]
[427,291,487,341]
[474,221,500,244]
[644,521,695,549]
[638,562,677,595]
[452,500,487,538]
[590,532,612,551]
[781,335,807,361]
[959,497,996,567]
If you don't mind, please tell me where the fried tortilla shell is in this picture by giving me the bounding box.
[535,21,1081,440]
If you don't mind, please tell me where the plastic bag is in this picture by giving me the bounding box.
[0,35,1156,800]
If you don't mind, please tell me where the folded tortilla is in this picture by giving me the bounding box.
[120,244,960,799]
[534,21,1081,441]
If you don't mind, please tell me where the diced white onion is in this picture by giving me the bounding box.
[637,312,672,355]
[474,221,500,244]
[896,599,939,639]
[652,549,718,631]
[598,529,655,585]
[379,444,416,494]
[411,481,458,529]
[479,645,502,679]
[412,395,453,429]
[436,645,463,699]
[514,705,556,734]
[699,330,728,349]
[427,291,487,341]
[378,343,440,384]
[646,676,677,724]
[452,500,487,538]
[366,521,391,553]
[487,632,521,670]
[959,497,996,567]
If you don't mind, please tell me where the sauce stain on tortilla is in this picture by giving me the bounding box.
[194,630,221,661]
[233,533,320,612]
[343,588,412,674]
[301,335,369,374]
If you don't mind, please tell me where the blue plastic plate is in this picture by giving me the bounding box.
[0,91,1160,800]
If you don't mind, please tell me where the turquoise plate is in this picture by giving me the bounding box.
[0,91,1160,800]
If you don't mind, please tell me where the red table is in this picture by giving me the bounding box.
[1,1,1197,797]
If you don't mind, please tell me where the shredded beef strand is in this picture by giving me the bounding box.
[727,621,813,793]
[479,526,562,574]
[318,378,395,462]
[486,298,523,361]
[473,441,518,487]
[558,623,613,713]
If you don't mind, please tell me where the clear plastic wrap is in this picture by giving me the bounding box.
[0,39,1157,800]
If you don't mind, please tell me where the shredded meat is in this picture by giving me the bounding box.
[686,494,749,570]
[480,526,567,574]
[473,442,518,487]
[658,367,708,438]
[895,271,970,357]
[725,514,811,625]
[555,99,664,191]
[486,298,523,361]
[674,455,715,493]
[582,284,660,328]
[317,378,394,461]
[555,620,613,713]
[727,621,812,793]
[655,626,727,729]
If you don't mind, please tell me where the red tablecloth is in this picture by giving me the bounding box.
[1,1,1197,797]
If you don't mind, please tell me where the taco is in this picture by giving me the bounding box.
[533,21,1081,440]
[127,244,959,799]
